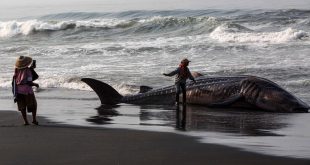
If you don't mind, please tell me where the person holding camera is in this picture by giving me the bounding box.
[13,56,39,125]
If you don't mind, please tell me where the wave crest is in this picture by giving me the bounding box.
[0,20,76,37]
[0,16,218,38]
[210,25,309,44]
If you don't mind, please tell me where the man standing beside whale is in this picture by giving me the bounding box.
[163,58,196,105]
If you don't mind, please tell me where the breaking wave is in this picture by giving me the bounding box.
[0,19,133,37]
[210,25,308,43]
[0,16,218,38]
[0,9,309,41]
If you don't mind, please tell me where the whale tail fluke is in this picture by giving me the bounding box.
[81,78,123,105]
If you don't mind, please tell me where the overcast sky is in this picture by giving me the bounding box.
[0,0,309,20]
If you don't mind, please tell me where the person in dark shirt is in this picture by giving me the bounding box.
[163,58,196,105]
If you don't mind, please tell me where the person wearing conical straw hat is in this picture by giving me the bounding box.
[13,56,39,125]
[163,58,196,105]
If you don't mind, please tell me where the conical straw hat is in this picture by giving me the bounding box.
[15,56,33,69]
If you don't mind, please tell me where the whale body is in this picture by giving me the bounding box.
[81,76,309,112]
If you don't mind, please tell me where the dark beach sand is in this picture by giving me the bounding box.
[0,111,309,165]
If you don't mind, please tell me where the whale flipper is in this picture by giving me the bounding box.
[81,78,123,105]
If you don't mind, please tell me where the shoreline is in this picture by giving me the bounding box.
[0,110,309,165]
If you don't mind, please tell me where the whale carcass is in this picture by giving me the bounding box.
[81,76,309,112]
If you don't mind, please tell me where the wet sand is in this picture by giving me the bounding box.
[0,111,309,165]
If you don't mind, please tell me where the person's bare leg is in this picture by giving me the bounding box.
[21,109,29,125]
[31,99,38,125]
[31,110,38,125]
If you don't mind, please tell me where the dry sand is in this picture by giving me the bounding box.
[0,111,309,165]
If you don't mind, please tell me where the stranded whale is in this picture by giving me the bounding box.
[81,76,309,112]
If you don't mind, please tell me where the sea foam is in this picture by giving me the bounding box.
[0,75,139,96]
[210,25,308,44]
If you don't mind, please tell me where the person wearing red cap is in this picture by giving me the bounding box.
[163,58,196,105]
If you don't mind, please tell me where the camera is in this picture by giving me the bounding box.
[31,60,36,68]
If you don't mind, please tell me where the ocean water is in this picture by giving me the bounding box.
[0,9,310,159]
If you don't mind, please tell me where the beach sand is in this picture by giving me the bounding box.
[0,111,309,165]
